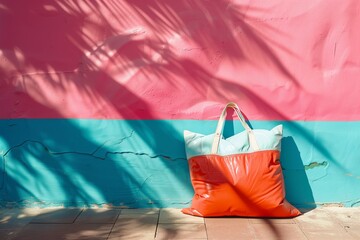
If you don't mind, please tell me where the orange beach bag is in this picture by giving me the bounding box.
[182,102,300,217]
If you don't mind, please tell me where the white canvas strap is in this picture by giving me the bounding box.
[211,102,260,154]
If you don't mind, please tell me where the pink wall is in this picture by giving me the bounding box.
[1,0,360,120]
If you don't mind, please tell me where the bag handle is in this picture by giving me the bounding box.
[211,102,260,154]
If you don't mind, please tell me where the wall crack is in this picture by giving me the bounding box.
[0,134,185,190]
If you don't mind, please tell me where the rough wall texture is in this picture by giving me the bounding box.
[1,0,360,208]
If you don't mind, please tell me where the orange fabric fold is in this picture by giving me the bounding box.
[182,150,301,217]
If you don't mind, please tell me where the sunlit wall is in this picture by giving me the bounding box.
[1,0,360,208]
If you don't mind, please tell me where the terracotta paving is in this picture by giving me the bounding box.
[0,207,360,239]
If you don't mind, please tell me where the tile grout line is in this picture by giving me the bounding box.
[203,217,208,240]
[293,219,310,240]
[154,209,161,239]
[72,208,84,224]
[106,209,122,240]
[325,210,356,237]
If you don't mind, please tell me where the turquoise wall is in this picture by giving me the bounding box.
[1,119,359,208]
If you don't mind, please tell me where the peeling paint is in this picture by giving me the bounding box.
[319,203,345,207]
[345,173,360,179]
[304,161,328,170]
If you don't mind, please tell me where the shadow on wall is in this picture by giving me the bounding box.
[281,137,315,209]
[0,0,336,209]
[1,118,192,208]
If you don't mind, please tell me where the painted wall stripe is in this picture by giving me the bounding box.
[1,119,359,208]
[1,1,360,121]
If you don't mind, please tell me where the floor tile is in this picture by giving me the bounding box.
[109,214,158,239]
[30,208,83,224]
[0,229,20,240]
[0,209,42,230]
[249,217,296,224]
[120,208,159,215]
[324,207,360,223]
[295,209,341,230]
[251,223,307,240]
[1,207,360,240]
[159,209,204,224]
[302,228,355,240]
[75,209,120,224]
[205,217,253,240]
[156,223,207,240]
[343,223,360,239]
[11,223,113,240]
[108,231,155,240]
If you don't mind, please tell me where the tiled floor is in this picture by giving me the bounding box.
[1,207,360,239]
